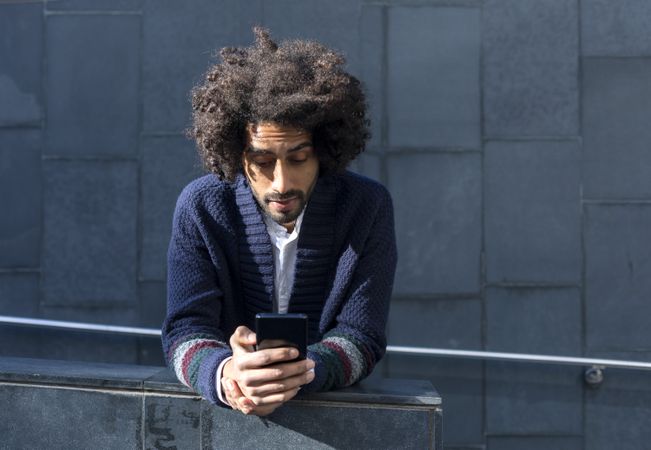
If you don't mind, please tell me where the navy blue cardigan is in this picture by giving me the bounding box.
[162,171,397,405]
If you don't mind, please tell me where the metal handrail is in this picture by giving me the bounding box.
[0,315,160,337]
[387,346,651,371]
[1,315,650,372]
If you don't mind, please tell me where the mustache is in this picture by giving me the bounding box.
[264,190,304,203]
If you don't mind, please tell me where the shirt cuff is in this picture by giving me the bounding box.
[215,356,233,406]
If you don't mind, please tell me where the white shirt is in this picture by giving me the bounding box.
[216,209,305,405]
[262,210,304,313]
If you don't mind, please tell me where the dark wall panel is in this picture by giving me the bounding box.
[45,14,140,157]
[0,1,650,447]
[387,6,480,148]
[42,160,138,306]
[483,0,579,137]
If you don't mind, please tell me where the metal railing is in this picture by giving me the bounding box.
[2,315,650,384]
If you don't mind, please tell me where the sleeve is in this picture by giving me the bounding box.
[304,187,397,392]
[161,188,233,406]
[215,356,233,406]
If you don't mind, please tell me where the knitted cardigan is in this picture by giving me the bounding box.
[162,170,397,406]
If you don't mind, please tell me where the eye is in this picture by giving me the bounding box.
[289,149,312,164]
[251,158,274,168]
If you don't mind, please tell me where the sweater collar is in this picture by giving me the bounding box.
[234,174,337,320]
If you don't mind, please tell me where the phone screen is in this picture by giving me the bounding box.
[255,313,308,362]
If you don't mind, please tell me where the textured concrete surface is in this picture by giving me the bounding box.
[0,358,442,450]
[1,1,650,448]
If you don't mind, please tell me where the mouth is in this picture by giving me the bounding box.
[268,197,298,212]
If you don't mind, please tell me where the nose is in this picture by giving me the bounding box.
[271,160,291,194]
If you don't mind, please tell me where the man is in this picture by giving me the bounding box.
[162,28,397,416]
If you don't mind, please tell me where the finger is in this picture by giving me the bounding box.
[225,379,255,414]
[222,378,243,410]
[247,370,315,398]
[249,387,301,406]
[248,402,283,417]
[237,395,256,414]
[235,347,301,371]
[230,326,256,352]
[236,363,314,401]
[238,358,315,384]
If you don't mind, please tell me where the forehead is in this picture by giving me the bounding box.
[246,122,311,147]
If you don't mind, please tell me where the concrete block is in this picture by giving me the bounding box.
[202,394,433,449]
[0,130,41,268]
[584,204,651,350]
[0,325,140,364]
[387,6,480,148]
[138,337,166,366]
[484,140,581,283]
[387,153,481,295]
[389,298,481,350]
[263,0,362,76]
[486,361,582,435]
[45,14,140,156]
[40,305,140,326]
[0,384,142,449]
[355,152,382,182]
[387,354,483,445]
[144,395,201,450]
[486,287,581,354]
[582,0,651,56]
[140,136,202,280]
[487,437,582,450]
[585,349,651,362]
[0,2,43,126]
[586,365,651,450]
[46,0,142,10]
[582,58,651,198]
[142,0,263,132]
[483,0,579,136]
[138,281,166,329]
[0,273,40,317]
[42,160,138,306]
[360,5,384,147]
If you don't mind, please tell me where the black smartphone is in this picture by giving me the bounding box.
[255,313,308,362]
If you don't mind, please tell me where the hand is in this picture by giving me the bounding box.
[222,326,315,416]
[221,376,281,416]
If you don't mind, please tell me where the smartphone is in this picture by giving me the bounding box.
[255,313,308,362]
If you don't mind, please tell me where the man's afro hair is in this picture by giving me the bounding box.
[190,27,370,181]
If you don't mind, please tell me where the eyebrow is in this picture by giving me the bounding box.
[246,142,313,155]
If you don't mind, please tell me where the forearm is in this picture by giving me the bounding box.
[304,188,396,393]
[305,327,384,392]
[165,331,233,404]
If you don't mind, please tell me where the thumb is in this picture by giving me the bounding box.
[231,326,257,351]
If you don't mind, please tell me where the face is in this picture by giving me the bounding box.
[242,122,319,231]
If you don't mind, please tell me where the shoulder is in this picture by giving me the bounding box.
[172,174,243,232]
[335,171,393,208]
[176,174,236,211]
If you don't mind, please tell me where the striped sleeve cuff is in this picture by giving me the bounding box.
[306,331,376,392]
[169,334,231,402]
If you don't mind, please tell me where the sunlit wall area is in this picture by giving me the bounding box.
[1,1,650,448]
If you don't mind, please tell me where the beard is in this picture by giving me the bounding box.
[255,189,307,225]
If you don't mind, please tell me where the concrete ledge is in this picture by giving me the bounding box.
[0,357,442,449]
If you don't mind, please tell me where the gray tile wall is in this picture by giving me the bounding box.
[1,1,649,448]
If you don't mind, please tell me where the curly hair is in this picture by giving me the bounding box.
[190,27,370,181]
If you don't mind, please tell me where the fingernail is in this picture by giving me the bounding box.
[290,348,299,358]
[227,380,234,391]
